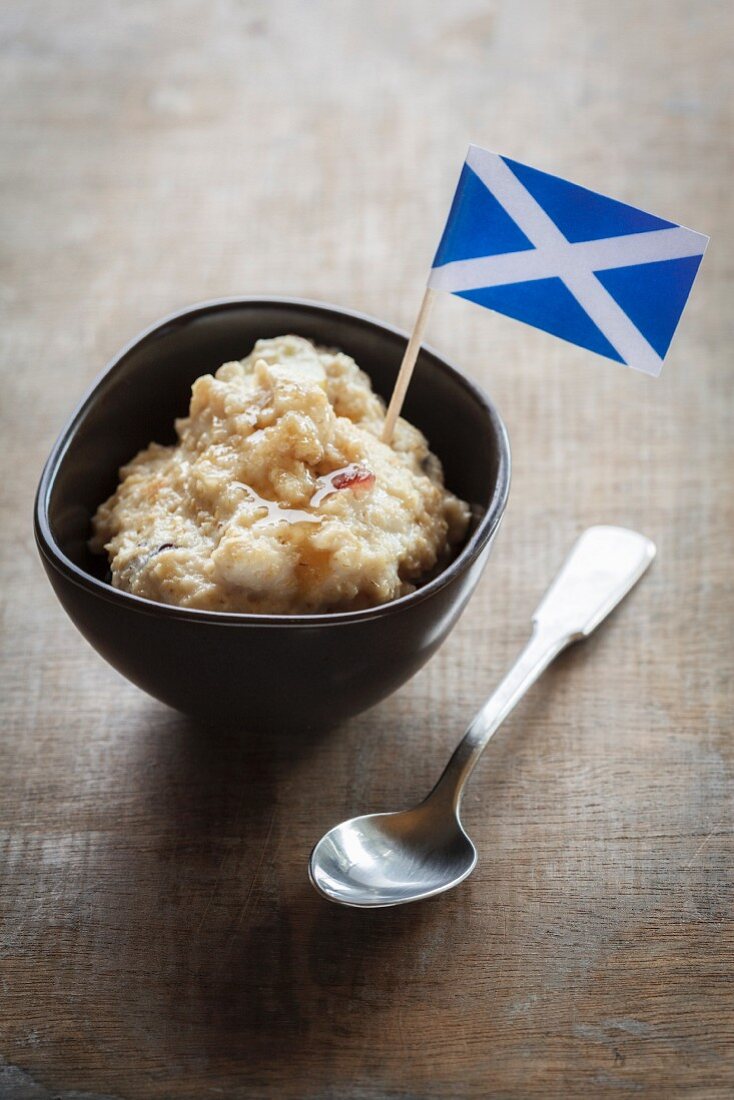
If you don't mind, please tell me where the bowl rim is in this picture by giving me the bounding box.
[34,296,511,627]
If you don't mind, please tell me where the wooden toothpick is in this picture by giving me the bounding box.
[381,286,436,444]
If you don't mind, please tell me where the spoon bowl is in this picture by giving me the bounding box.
[309,800,477,908]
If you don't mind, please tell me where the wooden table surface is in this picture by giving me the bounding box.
[2,1,732,1096]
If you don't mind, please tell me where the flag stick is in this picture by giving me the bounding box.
[382,286,436,444]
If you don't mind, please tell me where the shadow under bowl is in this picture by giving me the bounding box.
[34,297,510,730]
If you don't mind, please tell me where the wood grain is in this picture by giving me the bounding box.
[1,1,732,1096]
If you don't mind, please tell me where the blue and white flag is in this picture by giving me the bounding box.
[429,145,708,376]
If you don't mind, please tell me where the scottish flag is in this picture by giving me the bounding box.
[429,146,708,376]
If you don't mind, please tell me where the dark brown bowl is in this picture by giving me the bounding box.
[34,298,510,729]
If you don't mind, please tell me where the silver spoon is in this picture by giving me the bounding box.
[309,525,656,908]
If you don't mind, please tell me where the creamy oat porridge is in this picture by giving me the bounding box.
[90,336,470,614]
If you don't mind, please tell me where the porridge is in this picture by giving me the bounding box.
[90,336,470,613]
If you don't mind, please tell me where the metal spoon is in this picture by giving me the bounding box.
[309,525,656,908]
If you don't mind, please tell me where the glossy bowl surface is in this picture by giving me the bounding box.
[35,298,510,729]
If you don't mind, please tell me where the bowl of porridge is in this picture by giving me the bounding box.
[34,298,510,729]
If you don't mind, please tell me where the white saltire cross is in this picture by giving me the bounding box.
[429,146,706,377]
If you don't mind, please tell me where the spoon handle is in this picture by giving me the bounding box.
[431,526,656,809]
